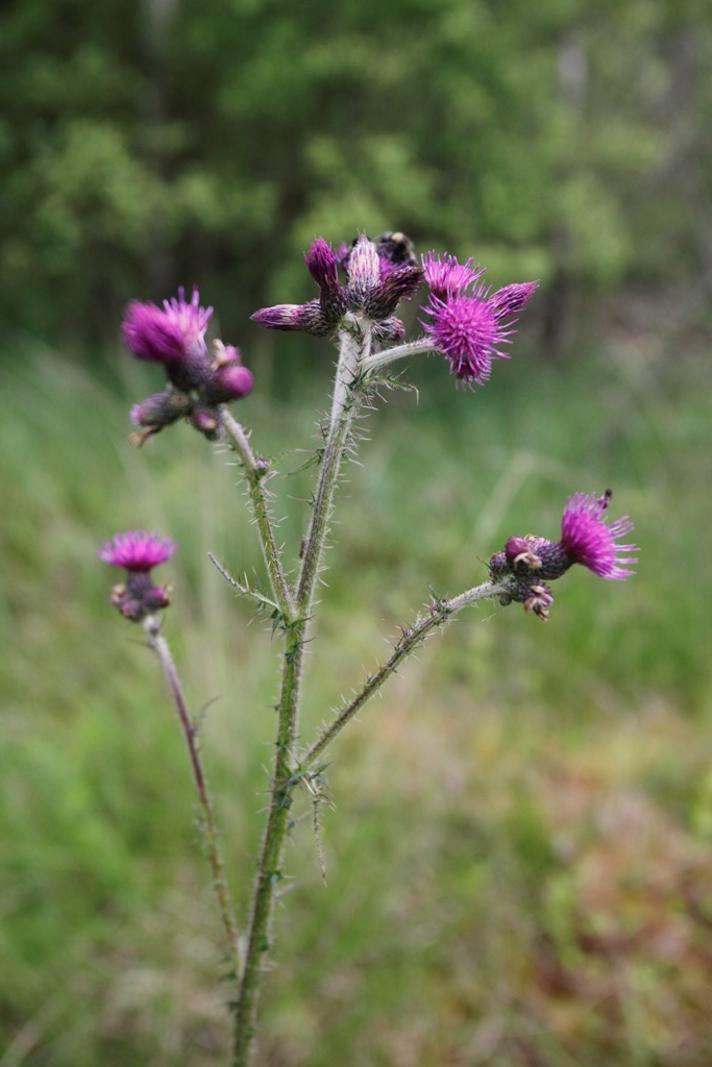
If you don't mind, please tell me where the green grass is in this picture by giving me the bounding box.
[1,339,711,1066]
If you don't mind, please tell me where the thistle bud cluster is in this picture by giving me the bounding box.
[99,531,175,621]
[490,491,638,620]
[123,289,253,442]
[251,233,422,340]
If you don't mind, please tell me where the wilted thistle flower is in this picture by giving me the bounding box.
[252,233,422,338]
[421,253,537,385]
[489,491,638,619]
[122,291,254,441]
[99,531,176,621]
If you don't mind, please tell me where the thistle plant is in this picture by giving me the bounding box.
[100,232,638,1064]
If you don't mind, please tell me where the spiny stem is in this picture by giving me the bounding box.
[362,336,435,375]
[144,617,242,981]
[232,624,302,1064]
[220,408,295,621]
[300,581,507,770]
[208,552,281,615]
[232,321,373,1064]
[297,319,372,609]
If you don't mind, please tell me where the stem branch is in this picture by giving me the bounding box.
[145,618,242,981]
[362,336,435,375]
[301,580,506,770]
[220,409,294,621]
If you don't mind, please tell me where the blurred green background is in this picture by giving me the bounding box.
[2,1,712,1065]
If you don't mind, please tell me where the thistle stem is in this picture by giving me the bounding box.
[297,319,371,608]
[232,321,372,1063]
[362,336,435,375]
[144,617,242,981]
[220,408,294,621]
[300,580,507,770]
[231,624,301,1064]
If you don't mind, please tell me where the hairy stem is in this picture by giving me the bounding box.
[300,580,507,770]
[220,408,294,621]
[232,625,302,1064]
[297,319,372,608]
[144,617,242,981]
[232,321,372,1063]
[362,336,435,375]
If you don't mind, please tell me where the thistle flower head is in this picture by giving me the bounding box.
[122,287,212,364]
[251,300,334,336]
[489,490,638,621]
[162,287,213,355]
[365,263,422,319]
[560,490,638,580]
[123,303,186,364]
[123,291,253,443]
[203,361,254,404]
[99,530,176,572]
[253,230,421,337]
[305,237,340,291]
[422,251,483,299]
[421,259,537,384]
[215,364,254,399]
[489,281,539,319]
[101,531,176,621]
[422,291,507,384]
[347,234,381,298]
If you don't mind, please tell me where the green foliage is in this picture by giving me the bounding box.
[1,0,710,344]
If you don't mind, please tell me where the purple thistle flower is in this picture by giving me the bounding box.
[305,237,340,292]
[122,287,212,364]
[251,300,334,337]
[421,264,537,385]
[203,361,254,404]
[123,303,186,364]
[345,235,422,317]
[560,491,638,580]
[162,287,213,355]
[101,531,175,621]
[489,281,539,319]
[422,290,508,384]
[253,231,421,336]
[305,237,348,319]
[215,364,254,399]
[251,305,302,330]
[489,489,638,610]
[347,235,381,298]
[422,252,484,299]
[99,531,176,572]
[365,264,423,319]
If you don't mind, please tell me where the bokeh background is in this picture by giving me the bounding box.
[2,1,712,1065]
